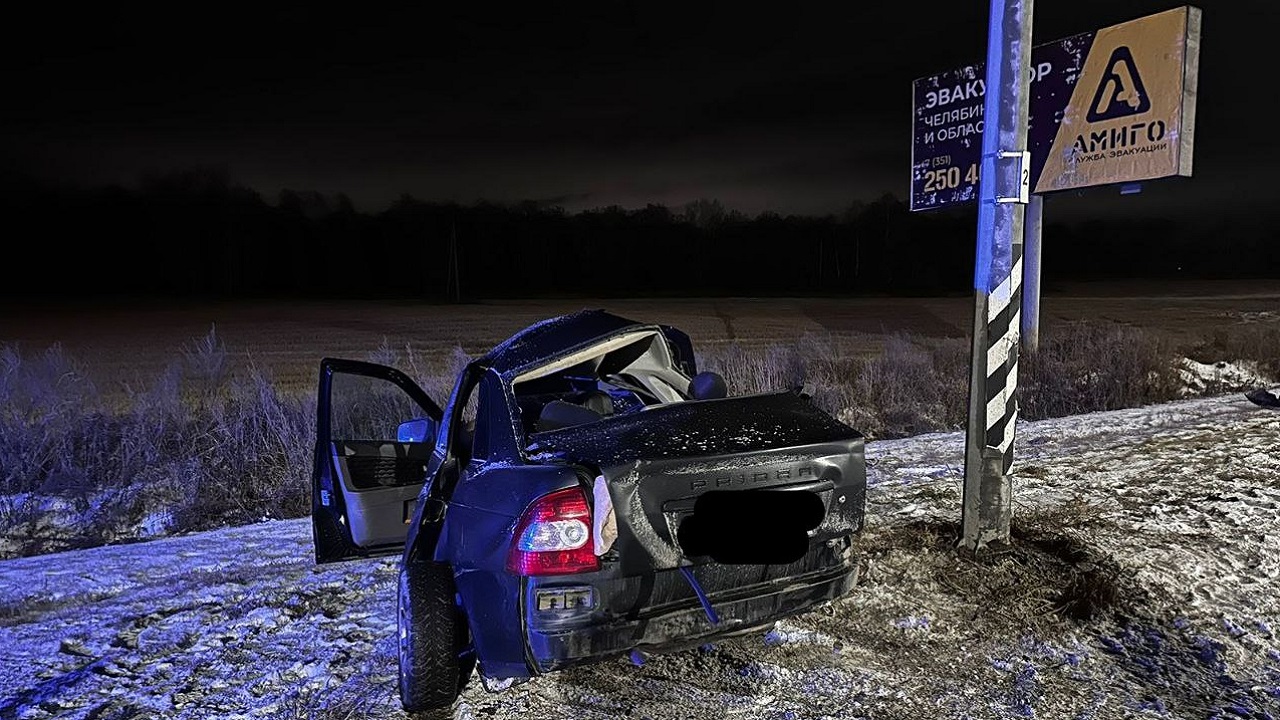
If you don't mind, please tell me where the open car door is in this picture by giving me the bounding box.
[312,358,443,564]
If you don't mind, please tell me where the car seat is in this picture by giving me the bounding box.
[536,399,605,432]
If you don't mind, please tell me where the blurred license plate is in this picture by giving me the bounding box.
[535,586,595,612]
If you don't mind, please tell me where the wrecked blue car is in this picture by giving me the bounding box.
[311,310,866,712]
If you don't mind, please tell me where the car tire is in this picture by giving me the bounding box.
[398,560,475,713]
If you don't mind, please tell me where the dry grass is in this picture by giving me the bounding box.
[0,329,471,558]
[1185,323,1280,378]
[700,320,1212,440]
[698,333,970,439]
[1,316,1275,559]
[1018,322,1185,420]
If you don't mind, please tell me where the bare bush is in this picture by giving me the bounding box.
[0,331,475,558]
[182,324,229,396]
[846,334,969,438]
[701,323,1230,440]
[699,333,969,440]
[0,334,401,554]
[1019,322,1183,420]
[1185,323,1280,378]
[408,344,473,408]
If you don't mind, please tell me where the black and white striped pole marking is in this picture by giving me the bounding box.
[982,226,1023,472]
[962,0,1034,551]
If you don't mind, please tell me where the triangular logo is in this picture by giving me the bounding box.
[1086,46,1151,122]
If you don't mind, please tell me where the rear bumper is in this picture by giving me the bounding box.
[524,559,857,673]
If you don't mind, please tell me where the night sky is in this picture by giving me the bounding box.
[1,1,1268,219]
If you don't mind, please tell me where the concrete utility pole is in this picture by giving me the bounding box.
[962,0,1034,551]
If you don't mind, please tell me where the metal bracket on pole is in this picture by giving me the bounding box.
[993,150,1031,204]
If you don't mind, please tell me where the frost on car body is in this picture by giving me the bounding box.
[308,310,866,712]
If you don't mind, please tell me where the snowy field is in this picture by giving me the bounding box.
[3,281,1277,393]
[1,394,1278,719]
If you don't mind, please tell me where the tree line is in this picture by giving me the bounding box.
[3,168,1275,300]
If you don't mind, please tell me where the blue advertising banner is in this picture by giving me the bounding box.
[910,6,1199,211]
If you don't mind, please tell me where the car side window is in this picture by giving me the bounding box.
[330,372,423,441]
[468,386,489,462]
[448,371,489,465]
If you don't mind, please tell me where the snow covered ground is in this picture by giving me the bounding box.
[1176,358,1274,397]
[1,394,1278,719]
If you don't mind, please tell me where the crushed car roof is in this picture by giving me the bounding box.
[477,309,657,376]
[525,389,862,465]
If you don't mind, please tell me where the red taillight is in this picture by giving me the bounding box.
[507,486,599,576]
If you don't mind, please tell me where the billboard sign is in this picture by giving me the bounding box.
[910,6,1201,211]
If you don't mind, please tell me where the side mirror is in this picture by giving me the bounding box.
[397,417,438,443]
[688,371,728,400]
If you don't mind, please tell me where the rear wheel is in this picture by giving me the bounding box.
[398,561,475,713]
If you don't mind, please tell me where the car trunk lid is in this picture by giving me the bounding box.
[524,390,866,574]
